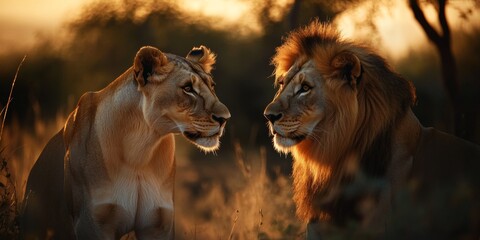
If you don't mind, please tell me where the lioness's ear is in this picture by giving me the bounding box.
[133,46,170,86]
[186,45,216,73]
[331,52,362,86]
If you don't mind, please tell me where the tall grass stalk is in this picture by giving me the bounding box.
[0,55,26,142]
[228,209,240,240]
[0,55,26,239]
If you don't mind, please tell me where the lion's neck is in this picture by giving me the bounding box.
[387,109,422,189]
[94,73,175,173]
[290,108,423,223]
[391,109,422,159]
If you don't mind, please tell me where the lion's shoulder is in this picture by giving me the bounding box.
[412,127,480,183]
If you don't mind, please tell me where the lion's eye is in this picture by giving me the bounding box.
[300,84,311,93]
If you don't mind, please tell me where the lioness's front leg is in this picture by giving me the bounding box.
[134,206,174,239]
[74,203,131,240]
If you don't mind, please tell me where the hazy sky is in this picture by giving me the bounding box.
[0,0,85,53]
[336,0,480,60]
[0,0,478,58]
[0,0,263,54]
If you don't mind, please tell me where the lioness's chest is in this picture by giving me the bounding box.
[91,167,174,221]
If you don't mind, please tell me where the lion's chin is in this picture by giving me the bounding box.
[272,133,305,153]
[183,132,220,152]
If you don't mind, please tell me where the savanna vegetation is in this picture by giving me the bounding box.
[1,0,479,239]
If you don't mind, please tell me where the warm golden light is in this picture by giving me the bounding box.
[335,0,480,60]
[173,0,292,35]
[1,0,479,56]
[175,0,261,34]
[0,0,86,54]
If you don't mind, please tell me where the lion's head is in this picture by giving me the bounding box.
[264,21,416,221]
[133,46,230,152]
[265,21,415,162]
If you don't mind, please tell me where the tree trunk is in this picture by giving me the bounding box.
[408,0,468,139]
[289,0,302,30]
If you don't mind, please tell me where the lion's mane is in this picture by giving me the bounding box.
[272,21,417,222]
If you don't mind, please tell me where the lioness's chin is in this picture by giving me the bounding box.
[272,134,305,153]
[194,136,221,152]
[183,132,220,152]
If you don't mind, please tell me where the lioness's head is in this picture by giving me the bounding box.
[133,45,230,152]
[264,21,414,154]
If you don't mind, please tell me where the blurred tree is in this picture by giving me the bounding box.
[285,0,364,30]
[408,0,478,141]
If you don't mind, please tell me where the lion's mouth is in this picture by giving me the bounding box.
[273,131,306,142]
[271,129,307,149]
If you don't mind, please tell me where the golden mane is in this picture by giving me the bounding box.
[272,21,417,222]
[272,20,342,83]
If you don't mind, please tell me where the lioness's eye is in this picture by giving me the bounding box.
[183,84,194,93]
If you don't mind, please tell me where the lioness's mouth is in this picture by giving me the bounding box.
[183,131,202,140]
[183,131,222,152]
[183,131,220,141]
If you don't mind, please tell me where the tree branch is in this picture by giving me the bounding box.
[437,0,451,44]
[408,0,442,44]
[289,0,302,30]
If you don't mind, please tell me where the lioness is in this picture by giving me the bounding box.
[264,21,480,238]
[21,45,230,239]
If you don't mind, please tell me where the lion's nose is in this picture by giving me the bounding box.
[264,113,283,124]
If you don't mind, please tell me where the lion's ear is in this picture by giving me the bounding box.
[133,46,170,86]
[331,52,362,86]
[186,45,216,73]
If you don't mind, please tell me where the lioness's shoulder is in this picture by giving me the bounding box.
[64,92,99,147]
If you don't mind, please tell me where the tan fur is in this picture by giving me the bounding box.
[265,21,480,237]
[186,45,216,73]
[21,46,230,239]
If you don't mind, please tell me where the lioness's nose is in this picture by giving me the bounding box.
[212,114,229,125]
[211,102,230,125]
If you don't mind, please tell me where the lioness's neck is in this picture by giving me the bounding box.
[94,69,175,169]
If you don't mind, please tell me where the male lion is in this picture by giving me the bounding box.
[264,21,480,239]
[21,45,230,239]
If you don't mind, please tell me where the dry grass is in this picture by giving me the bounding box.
[0,55,69,238]
[2,117,302,239]
[0,56,26,238]
[0,150,19,239]
[174,141,303,239]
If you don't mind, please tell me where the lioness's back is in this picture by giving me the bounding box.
[21,131,75,239]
